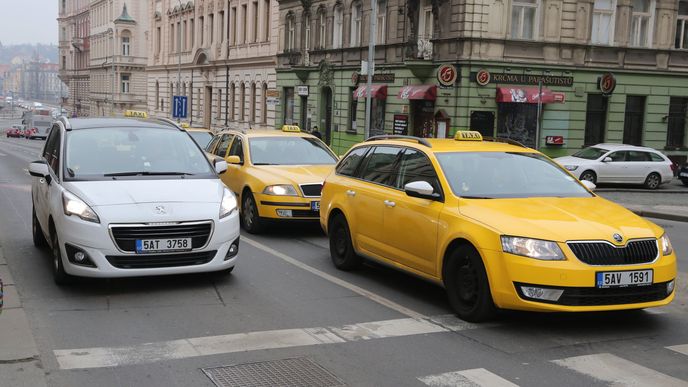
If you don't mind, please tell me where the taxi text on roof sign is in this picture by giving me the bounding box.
[455,131,483,141]
[281,125,301,133]
[124,110,148,119]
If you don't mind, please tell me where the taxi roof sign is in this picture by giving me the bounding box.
[281,125,301,133]
[180,122,190,128]
[124,110,148,119]
[455,131,483,141]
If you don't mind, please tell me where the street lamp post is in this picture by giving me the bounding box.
[176,0,182,122]
[108,28,115,115]
[534,70,551,150]
[364,0,378,140]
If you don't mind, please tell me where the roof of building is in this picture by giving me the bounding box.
[114,3,135,24]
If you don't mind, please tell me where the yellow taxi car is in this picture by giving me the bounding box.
[207,126,339,233]
[320,132,676,322]
[180,123,214,149]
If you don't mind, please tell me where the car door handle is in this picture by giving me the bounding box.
[346,190,356,197]
[384,200,396,208]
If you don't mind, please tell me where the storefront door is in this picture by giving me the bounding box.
[411,100,435,138]
[496,103,537,148]
[470,111,495,137]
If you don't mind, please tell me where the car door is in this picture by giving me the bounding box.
[34,126,60,229]
[626,150,652,183]
[597,151,628,183]
[223,135,245,196]
[381,148,443,275]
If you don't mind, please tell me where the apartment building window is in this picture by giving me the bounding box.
[230,83,236,120]
[121,74,130,94]
[592,0,615,45]
[349,87,358,132]
[61,55,66,70]
[667,97,688,147]
[176,22,181,51]
[350,2,362,46]
[623,96,646,146]
[240,83,246,121]
[219,11,225,42]
[377,0,387,44]
[156,27,161,54]
[333,5,343,48]
[304,14,311,51]
[584,94,608,145]
[209,14,215,43]
[217,89,222,119]
[231,7,237,44]
[264,0,271,41]
[170,23,175,52]
[190,18,195,47]
[200,16,205,46]
[242,5,248,43]
[182,21,187,50]
[253,1,259,42]
[630,0,654,47]
[676,1,688,49]
[511,0,538,40]
[286,14,296,51]
[251,83,257,122]
[284,87,295,124]
[122,36,130,56]
[317,9,326,48]
[262,82,268,124]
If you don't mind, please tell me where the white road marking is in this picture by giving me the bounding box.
[419,368,519,387]
[243,236,426,319]
[668,344,688,356]
[552,353,688,387]
[54,315,472,370]
[644,308,669,315]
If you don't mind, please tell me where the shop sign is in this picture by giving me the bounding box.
[393,114,409,135]
[472,71,574,87]
[297,85,309,96]
[437,64,459,87]
[598,73,616,95]
[265,89,280,98]
[546,136,565,145]
[266,97,280,106]
[352,72,396,84]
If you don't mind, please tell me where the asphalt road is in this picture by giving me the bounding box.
[1,135,687,387]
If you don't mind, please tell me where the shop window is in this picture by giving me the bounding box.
[623,96,646,146]
[350,2,362,46]
[333,5,343,49]
[592,0,615,45]
[369,98,386,136]
[584,94,608,146]
[497,103,538,148]
[676,1,688,49]
[667,97,688,148]
[630,0,654,47]
[511,0,538,40]
[284,87,295,124]
[349,87,358,133]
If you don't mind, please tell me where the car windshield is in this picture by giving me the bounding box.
[64,127,215,180]
[435,152,593,199]
[188,131,213,149]
[572,147,609,160]
[249,136,338,165]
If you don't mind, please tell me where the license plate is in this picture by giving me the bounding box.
[135,238,192,253]
[680,172,688,177]
[596,269,653,288]
[311,201,320,211]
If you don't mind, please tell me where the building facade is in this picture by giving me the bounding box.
[89,2,150,116]
[1,60,65,104]
[146,0,279,130]
[58,0,91,116]
[275,0,688,165]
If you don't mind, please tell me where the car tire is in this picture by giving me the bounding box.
[443,244,496,323]
[50,232,73,286]
[644,172,661,190]
[32,207,47,248]
[682,179,688,187]
[241,192,265,234]
[579,170,597,185]
[328,214,362,271]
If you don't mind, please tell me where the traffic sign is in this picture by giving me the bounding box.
[173,96,188,118]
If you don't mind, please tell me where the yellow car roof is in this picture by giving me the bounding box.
[356,137,534,154]
[185,127,212,133]
[216,129,316,138]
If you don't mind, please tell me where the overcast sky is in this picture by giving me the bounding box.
[0,0,58,45]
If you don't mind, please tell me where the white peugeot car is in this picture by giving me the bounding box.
[29,117,240,284]
[555,144,675,189]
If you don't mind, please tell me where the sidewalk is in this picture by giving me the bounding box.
[621,203,688,223]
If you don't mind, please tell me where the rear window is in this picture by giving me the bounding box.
[336,147,369,176]
[650,152,665,162]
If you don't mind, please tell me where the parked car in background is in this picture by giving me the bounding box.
[184,126,214,149]
[6,127,21,138]
[555,144,674,189]
[679,163,688,186]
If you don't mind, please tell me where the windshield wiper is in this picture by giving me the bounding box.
[103,171,194,177]
[461,196,494,199]
[253,163,279,166]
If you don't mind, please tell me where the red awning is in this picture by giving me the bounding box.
[495,87,566,104]
[397,85,437,101]
[353,84,388,99]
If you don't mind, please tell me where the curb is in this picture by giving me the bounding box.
[596,188,688,193]
[629,209,688,223]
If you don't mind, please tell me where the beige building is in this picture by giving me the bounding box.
[89,2,150,116]
[146,0,279,130]
[58,0,91,116]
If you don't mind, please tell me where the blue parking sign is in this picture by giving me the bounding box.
[173,96,188,118]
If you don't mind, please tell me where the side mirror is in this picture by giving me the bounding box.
[29,161,50,178]
[404,181,440,200]
[215,160,228,174]
[581,179,596,191]
[226,155,242,165]
[602,157,612,163]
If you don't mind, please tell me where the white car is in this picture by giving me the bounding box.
[29,117,240,284]
[555,144,674,189]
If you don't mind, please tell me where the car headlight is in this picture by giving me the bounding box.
[62,191,100,223]
[660,234,673,256]
[263,185,298,196]
[219,188,238,219]
[501,236,566,261]
[564,165,579,171]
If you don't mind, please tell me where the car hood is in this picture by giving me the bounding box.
[554,156,595,166]
[459,196,662,243]
[250,165,335,187]
[64,179,225,207]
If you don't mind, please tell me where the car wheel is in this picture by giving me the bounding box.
[682,179,688,187]
[644,172,661,190]
[241,192,265,234]
[443,244,496,322]
[32,207,47,248]
[579,170,597,184]
[50,232,72,286]
[328,214,362,271]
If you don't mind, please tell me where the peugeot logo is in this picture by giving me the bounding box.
[154,205,167,215]
[613,233,623,243]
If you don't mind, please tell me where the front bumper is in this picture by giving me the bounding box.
[255,193,321,220]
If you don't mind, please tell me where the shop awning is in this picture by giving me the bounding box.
[397,85,437,101]
[495,87,566,104]
[353,84,388,99]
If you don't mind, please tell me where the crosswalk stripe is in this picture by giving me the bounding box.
[419,368,519,387]
[668,344,688,356]
[552,353,688,387]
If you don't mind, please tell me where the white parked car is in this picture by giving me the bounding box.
[555,144,674,189]
[29,117,240,284]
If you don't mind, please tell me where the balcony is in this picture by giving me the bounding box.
[416,35,433,60]
[71,37,84,51]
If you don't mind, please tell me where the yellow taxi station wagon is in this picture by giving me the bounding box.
[320,132,677,322]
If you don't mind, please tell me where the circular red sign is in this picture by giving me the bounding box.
[438,65,458,87]
[476,69,491,86]
[600,73,616,95]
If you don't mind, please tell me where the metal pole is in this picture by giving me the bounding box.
[177,0,182,122]
[111,29,115,115]
[364,0,378,140]
[536,78,542,150]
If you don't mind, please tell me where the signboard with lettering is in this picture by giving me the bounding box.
[598,73,616,95]
[265,89,280,98]
[352,72,396,84]
[546,135,565,145]
[297,86,309,96]
[437,64,459,87]
[393,114,408,135]
[471,71,574,87]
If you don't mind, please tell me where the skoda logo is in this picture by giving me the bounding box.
[154,205,167,215]
[613,233,623,243]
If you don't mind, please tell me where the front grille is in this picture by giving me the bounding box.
[567,239,658,265]
[110,222,212,252]
[516,282,671,306]
[106,251,217,269]
[291,210,320,218]
[300,183,323,197]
